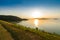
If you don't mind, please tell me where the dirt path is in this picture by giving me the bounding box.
[0,20,60,40]
[0,21,43,40]
[0,24,14,40]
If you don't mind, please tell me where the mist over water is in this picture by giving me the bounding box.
[19,19,60,34]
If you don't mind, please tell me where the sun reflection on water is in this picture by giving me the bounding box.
[34,19,39,27]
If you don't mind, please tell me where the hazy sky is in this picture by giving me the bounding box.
[0,0,60,18]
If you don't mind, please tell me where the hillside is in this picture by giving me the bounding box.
[0,20,60,40]
[0,15,28,23]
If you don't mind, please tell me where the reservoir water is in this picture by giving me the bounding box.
[19,19,60,34]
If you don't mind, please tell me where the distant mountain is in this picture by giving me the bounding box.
[0,15,28,23]
[35,18,58,20]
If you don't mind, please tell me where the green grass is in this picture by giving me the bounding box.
[0,20,60,40]
[0,24,13,40]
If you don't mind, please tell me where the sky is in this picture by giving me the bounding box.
[0,0,60,18]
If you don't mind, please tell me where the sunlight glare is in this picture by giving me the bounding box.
[32,10,43,18]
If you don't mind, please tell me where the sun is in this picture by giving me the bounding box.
[32,10,42,18]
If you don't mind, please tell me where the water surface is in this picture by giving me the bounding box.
[19,19,60,34]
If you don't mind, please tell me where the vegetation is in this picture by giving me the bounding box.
[0,20,60,40]
[0,15,28,23]
[0,24,13,40]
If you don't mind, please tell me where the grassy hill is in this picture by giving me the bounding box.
[0,20,60,40]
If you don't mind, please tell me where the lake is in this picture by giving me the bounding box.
[19,19,60,34]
